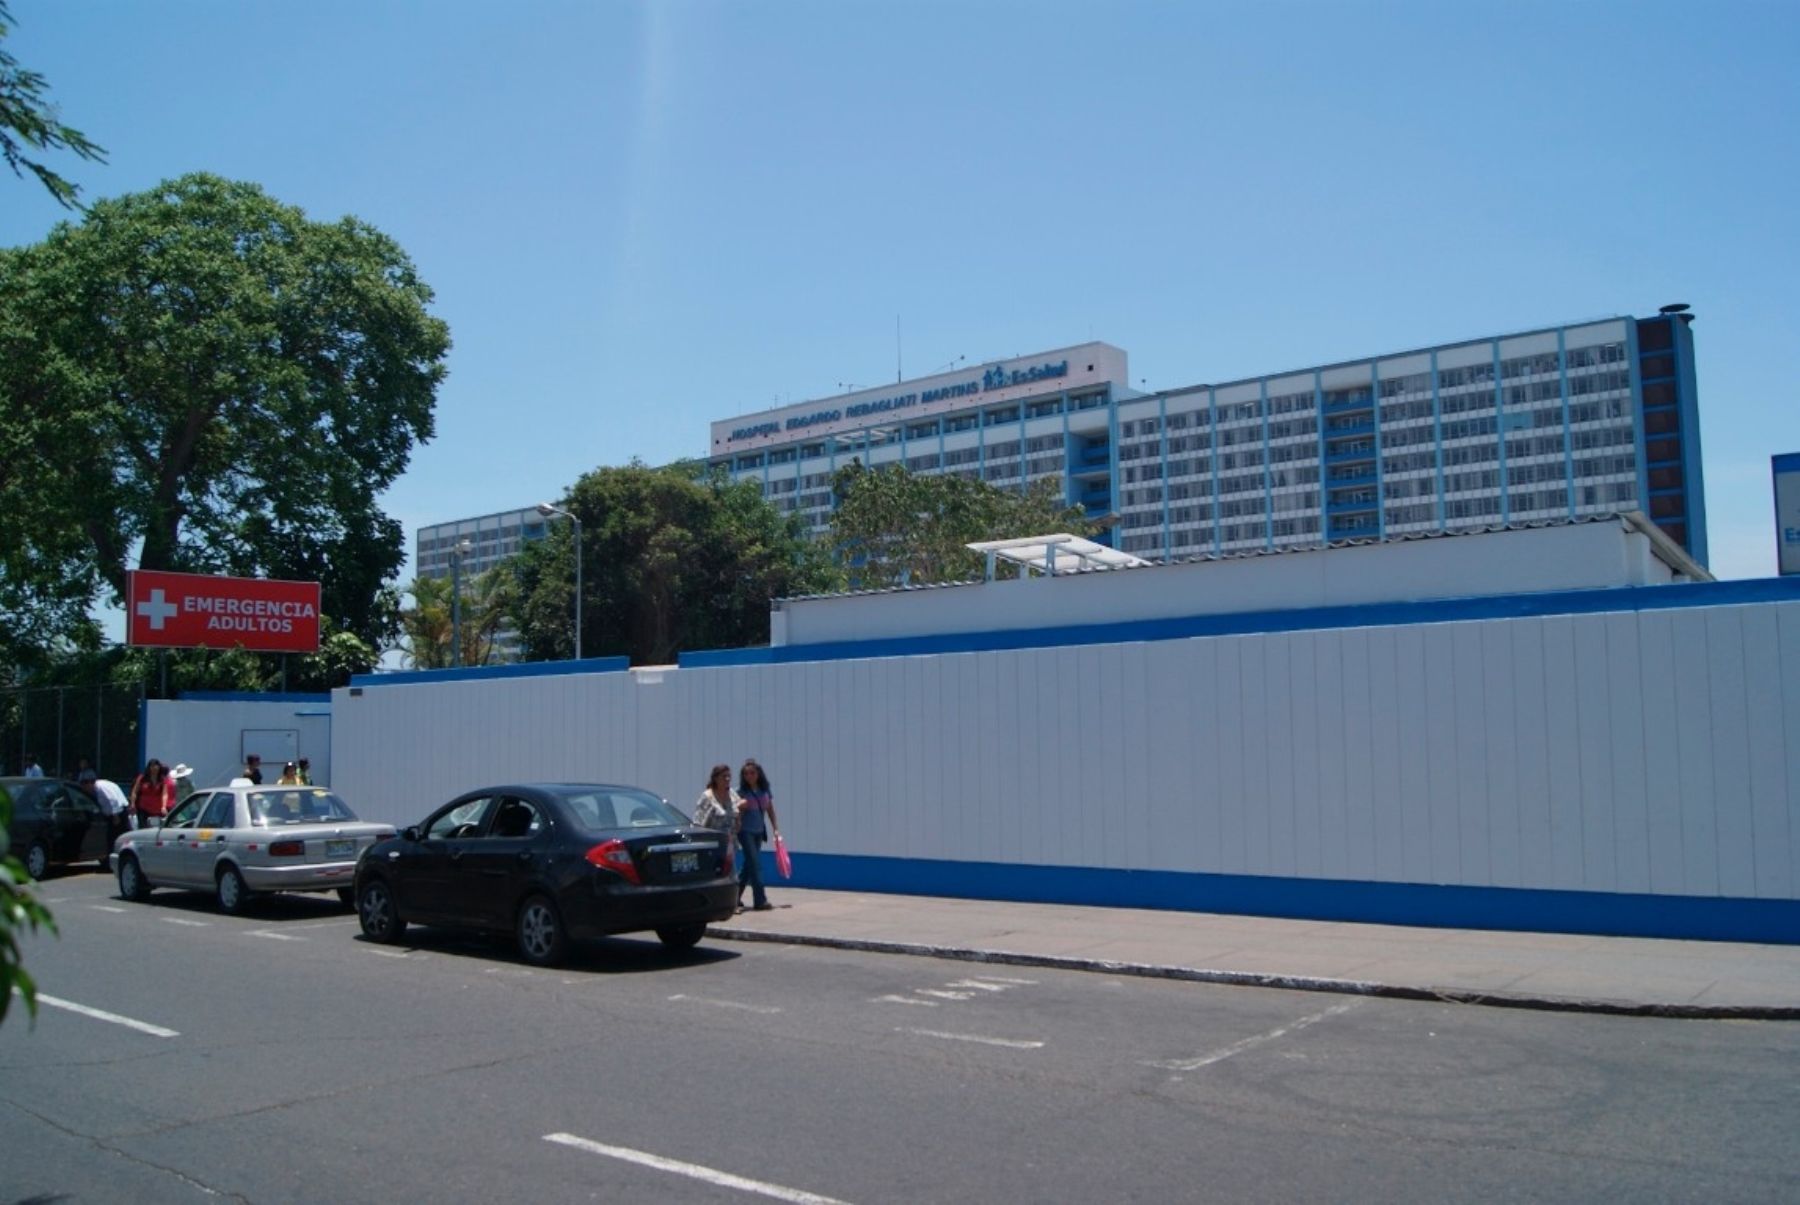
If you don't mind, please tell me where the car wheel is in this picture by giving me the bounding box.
[656,924,707,951]
[117,854,151,902]
[215,865,251,915]
[335,887,356,909]
[516,895,567,967]
[357,878,406,943]
[23,841,49,881]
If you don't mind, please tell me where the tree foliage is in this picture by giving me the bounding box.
[513,462,838,666]
[0,0,105,209]
[0,785,57,1027]
[400,568,515,670]
[828,462,1099,589]
[0,173,449,671]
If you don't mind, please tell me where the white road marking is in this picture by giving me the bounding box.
[161,917,209,927]
[914,989,976,1001]
[38,995,179,1039]
[899,1027,1045,1050]
[283,918,360,931]
[967,976,1036,986]
[668,993,782,1015]
[946,979,1009,992]
[483,966,538,978]
[1147,1000,1362,1072]
[544,1133,849,1204]
[244,930,303,942]
[90,905,127,914]
[363,948,409,959]
[874,994,938,1007]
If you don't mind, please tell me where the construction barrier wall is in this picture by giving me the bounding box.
[331,580,1800,942]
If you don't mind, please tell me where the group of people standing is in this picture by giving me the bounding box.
[693,759,781,912]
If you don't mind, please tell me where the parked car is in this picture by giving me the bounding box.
[3,776,117,880]
[111,784,395,914]
[354,782,737,966]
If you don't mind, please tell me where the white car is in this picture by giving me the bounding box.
[111,784,395,914]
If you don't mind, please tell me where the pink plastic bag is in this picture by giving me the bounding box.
[773,832,793,879]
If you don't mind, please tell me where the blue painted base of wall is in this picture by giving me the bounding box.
[766,852,1800,945]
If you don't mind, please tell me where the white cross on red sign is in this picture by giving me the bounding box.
[126,570,322,653]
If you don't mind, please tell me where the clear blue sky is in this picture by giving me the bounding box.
[5,0,1797,584]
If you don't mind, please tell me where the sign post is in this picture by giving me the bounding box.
[126,570,322,654]
[1775,454,1800,577]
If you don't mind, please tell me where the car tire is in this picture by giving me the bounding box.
[117,854,151,902]
[215,865,251,915]
[23,841,49,881]
[516,894,567,967]
[357,878,406,943]
[656,924,707,951]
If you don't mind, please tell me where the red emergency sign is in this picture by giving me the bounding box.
[126,569,322,654]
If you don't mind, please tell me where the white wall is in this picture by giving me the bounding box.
[144,698,332,791]
[333,596,1800,904]
[779,520,1680,648]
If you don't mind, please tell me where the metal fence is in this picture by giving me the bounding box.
[0,685,144,784]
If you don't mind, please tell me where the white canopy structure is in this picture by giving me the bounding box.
[964,534,1149,579]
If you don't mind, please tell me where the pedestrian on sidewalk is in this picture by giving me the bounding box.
[22,753,42,778]
[129,758,176,828]
[243,754,263,784]
[736,759,779,912]
[692,764,740,902]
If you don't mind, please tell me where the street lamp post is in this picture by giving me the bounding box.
[536,502,582,661]
[449,538,472,668]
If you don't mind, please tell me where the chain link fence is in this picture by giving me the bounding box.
[0,685,144,783]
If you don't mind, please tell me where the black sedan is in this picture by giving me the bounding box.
[3,777,118,880]
[353,783,737,966]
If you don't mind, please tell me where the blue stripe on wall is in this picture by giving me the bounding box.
[775,852,1800,945]
[683,575,1800,669]
[350,656,630,688]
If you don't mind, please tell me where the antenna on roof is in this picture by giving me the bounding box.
[896,315,902,383]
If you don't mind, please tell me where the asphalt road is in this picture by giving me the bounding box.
[4,869,1798,1204]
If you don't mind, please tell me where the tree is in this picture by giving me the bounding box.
[400,567,514,669]
[513,462,837,665]
[0,173,450,668]
[0,0,104,209]
[0,786,57,1026]
[828,463,1099,589]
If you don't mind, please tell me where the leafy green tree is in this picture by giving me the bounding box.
[0,0,104,209]
[0,173,450,668]
[513,462,837,665]
[400,567,514,669]
[0,785,57,1026]
[828,462,1098,589]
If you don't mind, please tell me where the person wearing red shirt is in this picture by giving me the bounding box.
[128,759,177,828]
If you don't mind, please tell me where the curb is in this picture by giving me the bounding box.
[705,927,1800,1022]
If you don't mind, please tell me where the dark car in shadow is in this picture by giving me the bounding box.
[3,777,119,879]
[353,783,737,967]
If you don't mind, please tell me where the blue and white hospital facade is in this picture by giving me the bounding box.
[710,309,1706,567]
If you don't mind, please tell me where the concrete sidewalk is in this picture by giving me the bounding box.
[707,888,1800,1019]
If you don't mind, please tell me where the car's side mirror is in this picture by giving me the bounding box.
[402,826,421,842]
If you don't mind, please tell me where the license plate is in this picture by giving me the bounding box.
[670,851,698,874]
[325,839,355,858]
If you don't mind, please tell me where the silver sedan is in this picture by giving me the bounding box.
[111,784,395,914]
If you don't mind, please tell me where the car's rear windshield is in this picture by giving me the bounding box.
[552,786,686,832]
[250,789,357,825]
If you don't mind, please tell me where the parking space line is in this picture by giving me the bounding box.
[362,948,410,959]
[668,993,782,1015]
[90,905,127,914]
[874,994,938,1006]
[1146,1000,1361,1072]
[160,917,209,927]
[914,989,976,1001]
[283,918,360,931]
[244,930,303,942]
[898,1027,1044,1050]
[544,1133,849,1204]
[945,979,1009,992]
[38,994,180,1039]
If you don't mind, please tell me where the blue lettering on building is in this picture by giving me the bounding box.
[1785,526,1800,544]
[785,408,842,432]
[730,421,782,441]
[845,392,919,419]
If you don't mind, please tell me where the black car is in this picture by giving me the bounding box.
[353,782,737,966]
[2,777,118,880]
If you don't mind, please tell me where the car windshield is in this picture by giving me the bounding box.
[553,786,686,832]
[249,789,357,826]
